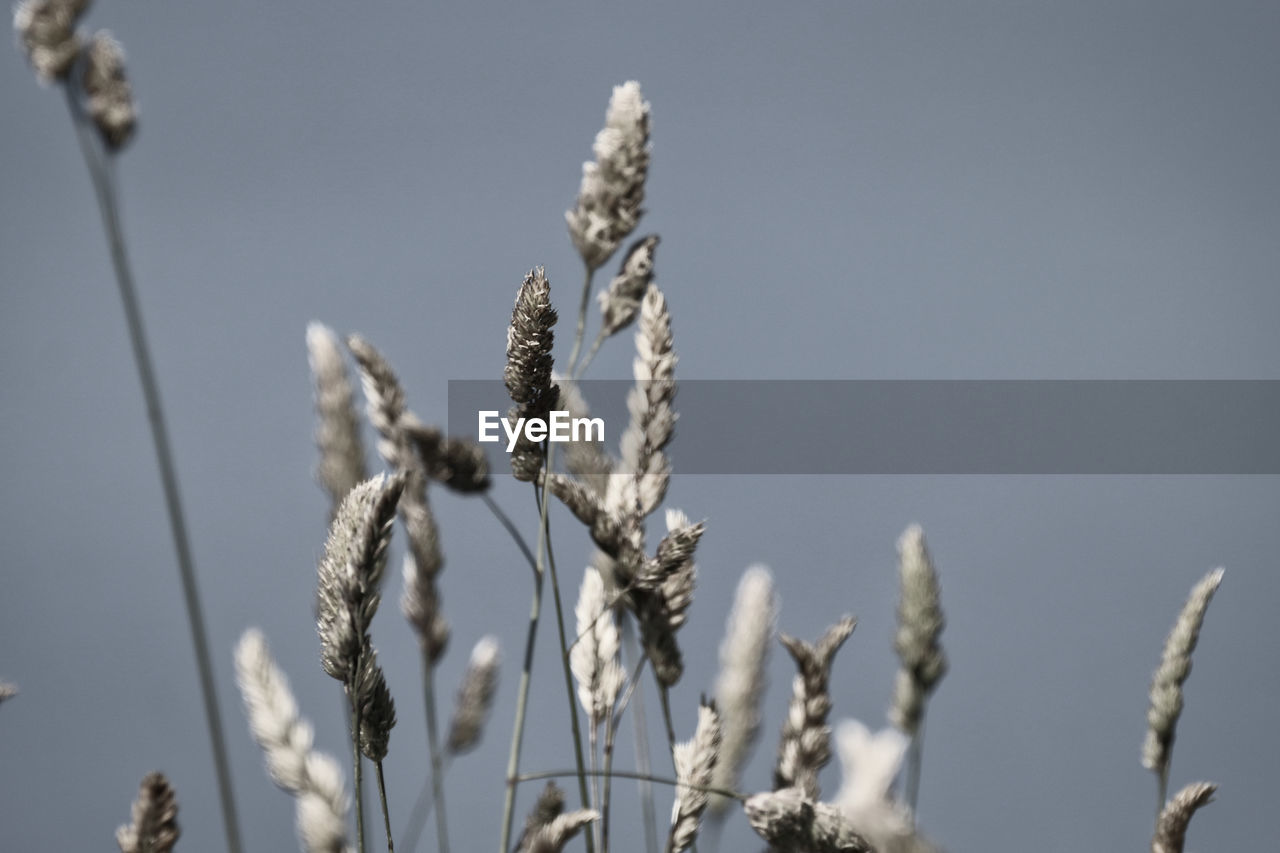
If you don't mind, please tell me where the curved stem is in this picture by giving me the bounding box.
[536,473,596,853]
[566,266,595,374]
[481,492,538,578]
[573,330,607,380]
[63,86,243,853]
[375,760,395,853]
[514,769,741,803]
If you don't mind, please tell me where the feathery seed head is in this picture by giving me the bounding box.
[307,322,368,513]
[14,0,88,82]
[447,635,501,754]
[346,334,411,475]
[1152,781,1217,853]
[0,681,17,704]
[557,377,615,497]
[82,32,136,150]
[520,809,600,853]
[235,629,352,853]
[668,700,722,853]
[355,648,396,762]
[316,473,404,682]
[599,234,660,337]
[505,267,558,407]
[115,772,179,853]
[1143,567,1224,776]
[833,719,939,852]
[774,616,856,799]
[566,81,651,271]
[515,782,567,853]
[571,566,624,728]
[891,524,948,735]
[710,565,777,813]
[404,419,491,493]
[743,787,872,853]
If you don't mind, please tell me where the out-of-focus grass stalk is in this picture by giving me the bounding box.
[63,84,243,853]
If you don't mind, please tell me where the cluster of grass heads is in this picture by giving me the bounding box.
[13,4,1227,851]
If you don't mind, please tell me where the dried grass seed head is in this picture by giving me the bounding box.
[599,234,660,337]
[774,615,857,800]
[505,267,559,479]
[743,787,872,853]
[447,634,501,754]
[519,809,599,853]
[1152,781,1217,853]
[566,81,651,271]
[115,771,180,853]
[890,524,948,736]
[82,32,136,150]
[307,322,368,513]
[0,681,17,704]
[1143,567,1224,776]
[316,473,404,682]
[14,0,88,83]
[235,629,352,853]
[710,565,777,813]
[404,418,491,493]
[515,782,567,853]
[668,700,722,853]
[571,566,624,728]
[356,648,396,762]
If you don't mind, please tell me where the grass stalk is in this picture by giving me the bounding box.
[535,474,596,853]
[515,769,741,802]
[572,330,607,380]
[352,681,367,853]
[622,622,659,853]
[63,86,243,853]
[565,266,595,375]
[903,712,926,816]
[422,656,450,853]
[375,761,396,853]
[481,492,539,577]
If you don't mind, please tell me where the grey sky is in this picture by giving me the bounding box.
[2,2,1277,851]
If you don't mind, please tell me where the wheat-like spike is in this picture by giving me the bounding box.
[316,473,404,683]
[667,700,722,853]
[613,283,677,526]
[890,524,948,736]
[505,267,559,481]
[514,782,567,853]
[710,565,778,814]
[0,681,17,704]
[571,566,625,729]
[446,635,501,754]
[519,809,600,853]
[566,81,651,271]
[235,629,351,853]
[307,322,369,514]
[557,377,615,498]
[13,0,87,83]
[1143,568,1225,777]
[633,509,702,688]
[81,31,136,151]
[598,235,661,338]
[115,772,180,853]
[1152,781,1217,853]
[743,787,872,853]
[774,615,857,800]
[346,334,411,476]
[403,418,491,494]
[355,648,396,762]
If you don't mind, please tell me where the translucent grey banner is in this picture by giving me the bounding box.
[447,380,1280,474]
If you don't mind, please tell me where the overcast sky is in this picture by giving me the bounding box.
[2,3,1278,852]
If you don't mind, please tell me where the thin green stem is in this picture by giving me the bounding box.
[423,656,450,853]
[399,753,453,853]
[657,685,679,771]
[903,712,926,817]
[481,492,538,578]
[514,769,742,803]
[63,86,243,853]
[603,654,648,853]
[352,682,367,853]
[1156,766,1169,824]
[573,330,607,380]
[566,266,595,374]
[536,473,596,853]
[623,622,659,853]
[375,761,395,853]
[497,467,551,853]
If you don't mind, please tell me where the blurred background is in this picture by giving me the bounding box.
[2,2,1278,851]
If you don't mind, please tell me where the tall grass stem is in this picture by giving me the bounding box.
[64,86,243,853]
